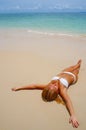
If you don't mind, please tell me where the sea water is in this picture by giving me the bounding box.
[0,12,86,35]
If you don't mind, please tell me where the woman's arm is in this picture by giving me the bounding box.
[60,88,79,128]
[12,84,46,91]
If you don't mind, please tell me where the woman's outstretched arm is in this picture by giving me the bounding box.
[12,84,46,91]
[60,88,79,128]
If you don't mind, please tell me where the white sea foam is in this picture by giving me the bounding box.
[27,30,54,35]
[27,30,74,37]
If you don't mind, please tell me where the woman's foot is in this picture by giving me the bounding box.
[77,59,82,65]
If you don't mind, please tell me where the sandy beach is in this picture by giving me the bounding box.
[0,29,86,130]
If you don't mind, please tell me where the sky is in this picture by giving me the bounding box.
[0,0,86,13]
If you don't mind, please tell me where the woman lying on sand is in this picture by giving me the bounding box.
[12,60,82,128]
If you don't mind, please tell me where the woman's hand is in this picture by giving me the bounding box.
[12,87,18,91]
[69,115,79,128]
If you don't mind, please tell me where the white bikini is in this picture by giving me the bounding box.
[51,71,76,88]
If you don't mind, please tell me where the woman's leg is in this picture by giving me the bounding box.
[62,60,82,72]
[72,60,82,75]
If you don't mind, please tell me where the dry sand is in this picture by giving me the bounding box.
[0,29,86,130]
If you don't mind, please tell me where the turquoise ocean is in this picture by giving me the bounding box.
[0,12,86,35]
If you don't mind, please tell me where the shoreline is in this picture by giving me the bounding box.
[0,28,86,37]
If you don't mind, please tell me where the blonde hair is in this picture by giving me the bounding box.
[41,86,58,102]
